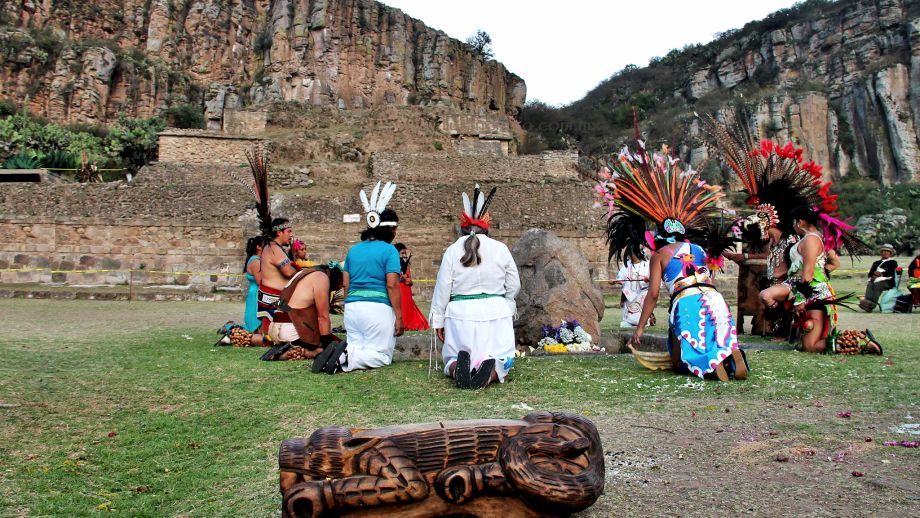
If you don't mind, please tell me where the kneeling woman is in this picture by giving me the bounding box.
[628,221,746,381]
[760,207,837,353]
[601,143,745,381]
[430,185,520,389]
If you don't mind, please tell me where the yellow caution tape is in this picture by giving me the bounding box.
[0,267,244,277]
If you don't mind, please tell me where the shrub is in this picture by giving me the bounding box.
[0,99,17,117]
[41,150,79,170]
[254,26,273,54]
[105,113,166,172]
[465,30,493,60]
[164,104,205,129]
[3,152,41,169]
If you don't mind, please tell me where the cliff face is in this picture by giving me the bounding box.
[0,0,526,125]
[686,0,919,184]
[561,0,920,184]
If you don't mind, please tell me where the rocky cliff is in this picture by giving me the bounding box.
[552,0,920,184]
[0,0,526,125]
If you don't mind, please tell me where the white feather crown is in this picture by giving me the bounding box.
[359,181,397,228]
[461,183,496,221]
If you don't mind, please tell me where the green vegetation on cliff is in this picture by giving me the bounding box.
[0,107,165,176]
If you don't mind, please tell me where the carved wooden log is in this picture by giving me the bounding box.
[279,411,605,517]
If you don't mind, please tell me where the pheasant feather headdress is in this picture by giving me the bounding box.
[698,107,869,255]
[602,141,724,231]
[359,181,397,228]
[244,145,275,238]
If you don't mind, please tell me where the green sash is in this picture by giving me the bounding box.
[449,293,505,302]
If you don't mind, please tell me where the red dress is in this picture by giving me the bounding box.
[399,268,430,331]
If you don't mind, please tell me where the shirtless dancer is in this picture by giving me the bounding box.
[258,217,298,335]
[225,265,344,353]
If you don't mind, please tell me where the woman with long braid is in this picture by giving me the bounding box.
[430,185,520,389]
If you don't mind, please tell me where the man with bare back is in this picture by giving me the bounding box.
[224,264,345,354]
[267,264,345,356]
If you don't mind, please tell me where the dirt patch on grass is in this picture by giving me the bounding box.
[579,404,918,516]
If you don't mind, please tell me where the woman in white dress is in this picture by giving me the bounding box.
[430,185,520,389]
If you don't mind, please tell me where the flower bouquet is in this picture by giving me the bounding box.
[536,319,602,354]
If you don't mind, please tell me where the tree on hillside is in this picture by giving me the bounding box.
[466,30,494,60]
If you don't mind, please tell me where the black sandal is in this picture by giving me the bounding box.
[312,341,341,373]
[470,359,496,389]
[730,349,748,380]
[455,351,471,389]
[323,341,349,374]
[863,329,883,355]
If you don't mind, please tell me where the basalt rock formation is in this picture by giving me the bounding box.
[551,0,920,184]
[0,0,525,124]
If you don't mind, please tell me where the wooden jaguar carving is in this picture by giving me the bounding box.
[278,411,605,517]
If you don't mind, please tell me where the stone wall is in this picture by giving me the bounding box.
[0,217,246,289]
[438,112,514,156]
[0,182,249,220]
[369,151,579,183]
[452,139,509,156]
[135,163,312,189]
[223,110,268,135]
[0,145,604,295]
[157,131,265,166]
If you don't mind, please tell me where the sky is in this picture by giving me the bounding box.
[382,0,802,106]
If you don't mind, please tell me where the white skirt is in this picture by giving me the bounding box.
[442,316,516,382]
[343,301,396,372]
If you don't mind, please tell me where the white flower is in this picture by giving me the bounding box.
[566,342,591,352]
[537,337,556,348]
[559,328,575,344]
[573,326,592,344]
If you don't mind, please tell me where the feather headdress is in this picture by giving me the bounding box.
[607,142,724,232]
[359,181,397,228]
[244,145,272,238]
[698,107,869,256]
[460,183,497,230]
[598,140,725,264]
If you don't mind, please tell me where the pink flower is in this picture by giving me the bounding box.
[837,411,851,418]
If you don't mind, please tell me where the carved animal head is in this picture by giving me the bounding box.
[279,426,384,480]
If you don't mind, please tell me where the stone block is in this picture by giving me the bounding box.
[101,258,122,270]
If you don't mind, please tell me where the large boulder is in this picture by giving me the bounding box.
[511,229,604,347]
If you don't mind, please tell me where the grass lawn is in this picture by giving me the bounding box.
[1,299,918,516]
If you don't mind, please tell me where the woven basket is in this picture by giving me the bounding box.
[627,344,673,371]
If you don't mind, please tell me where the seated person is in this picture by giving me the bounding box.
[908,251,920,307]
[862,244,897,312]
[312,182,403,375]
[609,251,654,329]
[290,239,316,270]
[431,185,520,389]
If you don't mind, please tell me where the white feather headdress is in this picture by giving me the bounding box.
[359,181,397,228]
[460,183,497,228]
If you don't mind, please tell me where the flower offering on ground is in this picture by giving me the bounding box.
[536,319,602,354]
